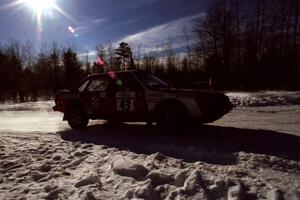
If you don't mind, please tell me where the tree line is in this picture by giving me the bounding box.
[196,0,300,89]
[0,39,205,102]
[0,0,299,102]
[0,41,86,102]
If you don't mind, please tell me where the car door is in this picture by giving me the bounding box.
[80,75,110,118]
[107,72,148,121]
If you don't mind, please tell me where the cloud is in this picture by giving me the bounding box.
[77,13,205,60]
[92,18,106,24]
[115,13,206,52]
[73,17,106,35]
[77,50,97,58]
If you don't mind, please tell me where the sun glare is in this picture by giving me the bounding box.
[1,0,75,39]
[25,0,55,14]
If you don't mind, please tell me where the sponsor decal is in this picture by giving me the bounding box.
[116,91,135,98]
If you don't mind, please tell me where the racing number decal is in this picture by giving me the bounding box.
[117,98,134,111]
[116,91,136,112]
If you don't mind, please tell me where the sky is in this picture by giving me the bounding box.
[0,0,211,56]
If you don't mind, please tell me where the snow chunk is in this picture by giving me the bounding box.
[166,169,208,199]
[208,179,227,199]
[125,179,157,200]
[65,156,87,168]
[112,159,149,181]
[155,184,178,199]
[227,183,244,200]
[173,170,188,187]
[52,154,62,161]
[83,191,97,200]
[146,170,173,187]
[44,184,59,193]
[31,171,48,182]
[45,188,63,200]
[183,169,202,191]
[75,174,101,188]
[267,188,283,200]
[149,152,167,161]
[39,161,52,172]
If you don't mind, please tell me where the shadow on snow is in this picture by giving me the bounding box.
[59,123,300,165]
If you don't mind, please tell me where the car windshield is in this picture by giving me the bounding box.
[135,72,169,89]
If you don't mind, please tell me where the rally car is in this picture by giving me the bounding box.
[53,71,232,130]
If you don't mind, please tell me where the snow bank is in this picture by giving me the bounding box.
[0,133,299,200]
[227,91,300,107]
[0,101,53,112]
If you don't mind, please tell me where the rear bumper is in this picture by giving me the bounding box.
[53,105,67,121]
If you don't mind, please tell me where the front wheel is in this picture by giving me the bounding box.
[157,106,182,131]
[67,107,89,129]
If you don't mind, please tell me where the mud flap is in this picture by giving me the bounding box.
[63,113,67,121]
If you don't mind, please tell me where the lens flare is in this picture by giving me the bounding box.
[108,71,117,80]
[97,57,105,66]
[116,79,123,87]
[68,26,75,33]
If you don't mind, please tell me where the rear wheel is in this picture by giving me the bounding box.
[67,107,89,129]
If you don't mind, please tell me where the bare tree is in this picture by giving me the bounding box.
[183,28,192,73]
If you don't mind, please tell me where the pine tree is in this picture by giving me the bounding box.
[115,42,135,71]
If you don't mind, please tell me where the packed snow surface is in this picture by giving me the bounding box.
[0,91,299,199]
[216,91,300,136]
[227,91,300,107]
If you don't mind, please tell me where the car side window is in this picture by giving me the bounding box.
[87,79,109,92]
[78,80,90,92]
[116,75,142,91]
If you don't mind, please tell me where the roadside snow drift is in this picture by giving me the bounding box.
[0,132,299,200]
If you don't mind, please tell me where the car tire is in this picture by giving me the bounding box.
[67,107,89,129]
[157,106,184,131]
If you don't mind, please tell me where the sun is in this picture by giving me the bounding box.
[2,0,74,35]
[25,0,55,15]
[21,0,73,22]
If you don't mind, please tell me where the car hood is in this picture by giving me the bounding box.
[157,88,217,97]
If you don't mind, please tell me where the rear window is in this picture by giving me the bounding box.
[135,72,169,89]
[87,79,109,91]
[78,80,90,92]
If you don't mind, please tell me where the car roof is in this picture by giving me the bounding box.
[87,70,137,79]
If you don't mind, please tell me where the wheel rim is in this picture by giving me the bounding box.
[69,109,83,127]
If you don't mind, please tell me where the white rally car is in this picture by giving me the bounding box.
[53,71,232,130]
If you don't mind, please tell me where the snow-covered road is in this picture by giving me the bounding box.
[0,91,300,136]
[213,91,300,136]
[0,91,299,199]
